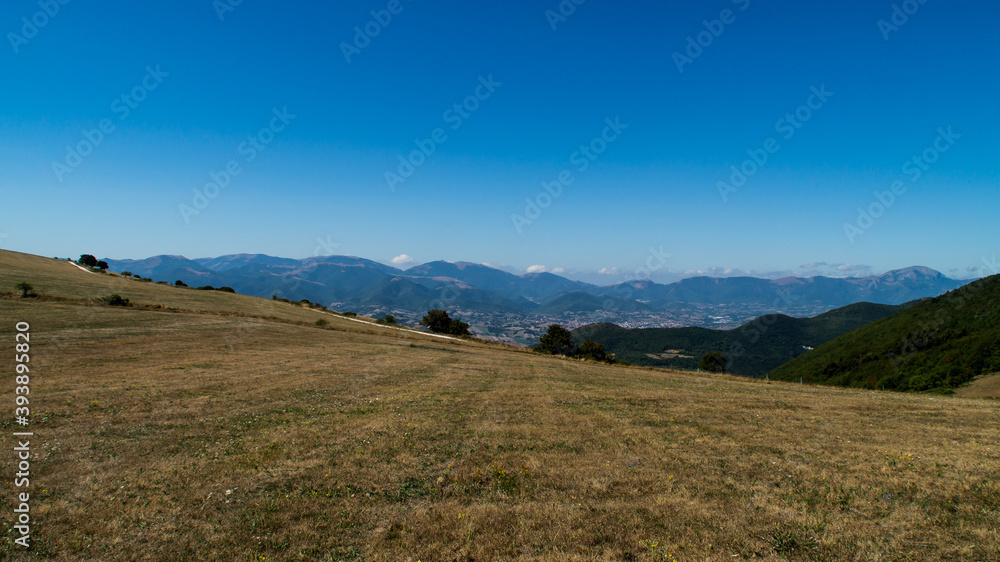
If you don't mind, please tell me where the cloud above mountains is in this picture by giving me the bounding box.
[391,254,415,265]
[526,265,564,274]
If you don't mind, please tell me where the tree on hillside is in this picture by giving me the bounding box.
[121,271,133,278]
[537,324,576,356]
[699,351,727,373]
[96,260,109,270]
[175,280,188,287]
[78,254,98,267]
[420,309,471,336]
[448,317,472,336]
[578,339,607,362]
[15,282,34,298]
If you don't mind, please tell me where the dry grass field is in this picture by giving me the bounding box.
[1,250,998,561]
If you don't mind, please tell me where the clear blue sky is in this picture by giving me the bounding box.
[2,0,997,282]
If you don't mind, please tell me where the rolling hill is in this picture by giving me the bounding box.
[1,248,998,560]
[769,274,1000,392]
[573,301,916,377]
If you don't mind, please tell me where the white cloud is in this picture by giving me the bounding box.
[800,262,828,270]
[526,265,547,273]
[551,267,565,274]
[391,254,415,265]
[598,267,622,275]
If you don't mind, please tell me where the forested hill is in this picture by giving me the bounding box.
[769,275,1000,392]
[572,301,914,377]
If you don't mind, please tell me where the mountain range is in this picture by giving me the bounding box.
[102,254,970,324]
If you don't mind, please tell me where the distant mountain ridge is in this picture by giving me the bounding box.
[102,254,971,323]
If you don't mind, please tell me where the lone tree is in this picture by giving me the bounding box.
[699,351,727,373]
[536,324,576,356]
[96,260,109,271]
[78,254,98,267]
[15,282,34,298]
[174,280,188,287]
[420,309,471,336]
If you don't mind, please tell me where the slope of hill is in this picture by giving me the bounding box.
[769,274,1000,392]
[534,291,654,315]
[1,248,998,560]
[573,301,915,377]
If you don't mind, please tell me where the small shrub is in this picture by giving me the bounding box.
[174,280,188,287]
[102,294,131,307]
[217,287,235,293]
[315,319,328,327]
[342,312,358,318]
[196,285,216,291]
[699,352,727,373]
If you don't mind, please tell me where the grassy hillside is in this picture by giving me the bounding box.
[2,249,999,560]
[770,275,1000,392]
[573,302,912,377]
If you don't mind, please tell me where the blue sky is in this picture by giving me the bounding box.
[1,0,997,284]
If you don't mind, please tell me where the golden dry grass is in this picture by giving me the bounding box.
[956,374,1000,400]
[1,250,998,561]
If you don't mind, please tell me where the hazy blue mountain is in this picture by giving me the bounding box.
[535,291,654,315]
[101,254,970,324]
[405,261,595,301]
[596,267,965,308]
[103,255,216,281]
